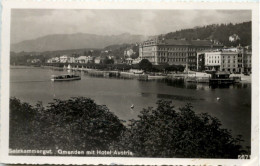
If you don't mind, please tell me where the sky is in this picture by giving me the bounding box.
[11,9,251,44]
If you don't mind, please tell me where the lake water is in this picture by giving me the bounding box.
[10,67,251,147]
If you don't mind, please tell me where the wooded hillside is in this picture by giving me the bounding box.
[164,22,251,47]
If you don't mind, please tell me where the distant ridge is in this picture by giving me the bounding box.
[11,33,150,53]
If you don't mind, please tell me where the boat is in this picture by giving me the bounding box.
[51,74,81,81]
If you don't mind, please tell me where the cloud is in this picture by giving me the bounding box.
[11,9,251,44]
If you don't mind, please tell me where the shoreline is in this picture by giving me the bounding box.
[10,65,252,84]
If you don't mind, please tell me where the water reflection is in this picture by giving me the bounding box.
[164,79,250,90]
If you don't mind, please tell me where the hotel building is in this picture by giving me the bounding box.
[139,37,223,70]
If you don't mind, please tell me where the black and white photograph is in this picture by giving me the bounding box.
[0,1,259,165]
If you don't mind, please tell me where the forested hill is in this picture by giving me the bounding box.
[164,21,251,47]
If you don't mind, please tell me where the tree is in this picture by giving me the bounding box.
[165,65,185,72]
[130,52,139,59]
[9,97,248,158]
[138,59,153,71]
[118,100,247,158]
[164,21,251,47]
[44,97,125,151]
[9,97,126,151]
[103,57,114,65]
[9,97,40,149]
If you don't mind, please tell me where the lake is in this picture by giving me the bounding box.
[10,67,251,147]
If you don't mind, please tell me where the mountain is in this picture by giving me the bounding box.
[11,21,251,53]
[164,21,251,47]
[11,33,150,53]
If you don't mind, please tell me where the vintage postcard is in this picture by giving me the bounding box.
[0,0,259,165]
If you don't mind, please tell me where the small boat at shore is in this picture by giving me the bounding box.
[51,74,81,81]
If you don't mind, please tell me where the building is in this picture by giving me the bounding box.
[68,57,76,63]
[76,56,88,63]
[59,55,69,63]
[243,50,252,73]
[204,51,222,71]
[229,34,240,42]
[94,57,102,64]
[197,47,246,73]
[47,57,60,63]
[139,37,223,70]
[30,59,41,63]
[132,57,142,64]
[125,58,133,65]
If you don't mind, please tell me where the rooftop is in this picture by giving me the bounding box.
[142,38,223,47]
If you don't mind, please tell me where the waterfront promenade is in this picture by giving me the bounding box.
[37,65,251,84]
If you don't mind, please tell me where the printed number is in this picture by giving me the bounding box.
[238,155,250,159]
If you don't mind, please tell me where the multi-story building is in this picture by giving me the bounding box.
[243,50,252,73]
[204,52,222,71]
[139,37,222,70]
[221,51,243,73]
[197,47,247,73]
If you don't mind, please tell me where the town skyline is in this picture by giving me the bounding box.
[11,9,251,44]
